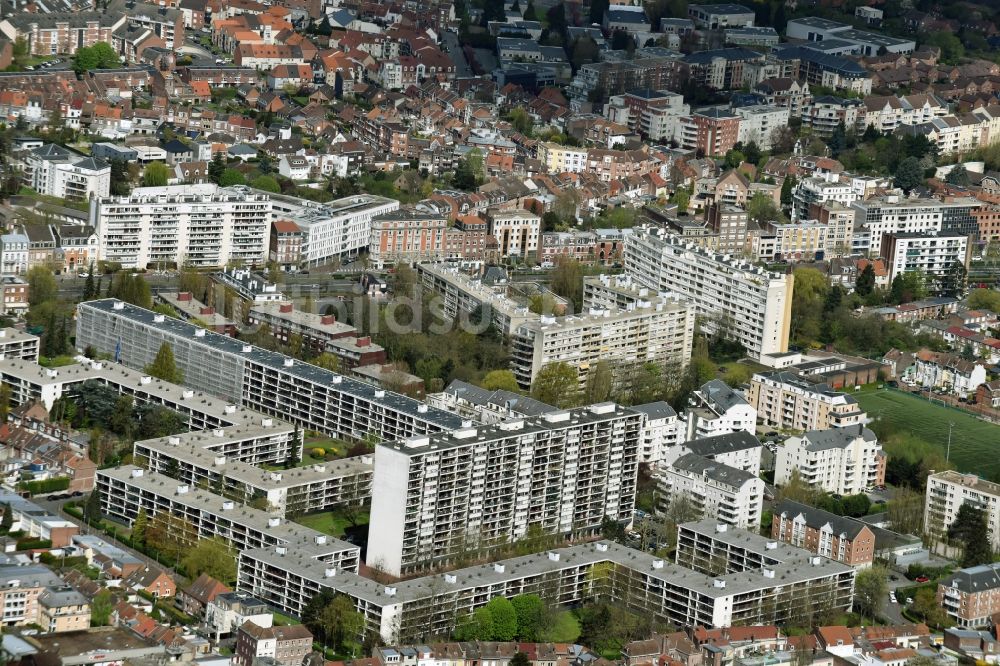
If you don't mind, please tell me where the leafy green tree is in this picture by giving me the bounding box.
[510,654,531,666]
[109,272,152,308]
[511,594,545,640]
[0,503,12,533]
[83,487,102,524]
[853,565,888,621]
[91,589,114,627]
[855,263,876,296]
[946,164,970,186]
[131,508,148,546]
[482,370,520,392]
[251,175,280,192]
[841,494,871,517]
[83,263,96,300]
[315,595,364,652]
[550,257,584,311]
[889,271,927,304]
[509,108,534,136]
[589,0,609,24]
[182,538,237,583]
[968,288,1000,312]
[142,161,169,187]
[458,606,494,640]
[940,260,967,297]
[671,188,690,214]
[145,342,184,384]
[747,191,784,225]
[522,0,536,19]
[219,169,246,187]
[585,360,613,404]
[950,504,993,566]
[26,266,57,307]
[894,156,924,193]
[724,150,745,169]
[531,362,580,408]
[486,596,518,641]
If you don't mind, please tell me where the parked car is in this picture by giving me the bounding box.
[915,575,930,583]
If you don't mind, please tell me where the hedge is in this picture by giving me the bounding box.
[17,477,70,495]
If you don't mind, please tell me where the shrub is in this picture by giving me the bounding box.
[17,477,70,495]
[311,448,325,458]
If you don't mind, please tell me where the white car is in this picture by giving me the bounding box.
[889,592,897,604]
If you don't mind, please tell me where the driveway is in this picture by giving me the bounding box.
[442,31,473,78]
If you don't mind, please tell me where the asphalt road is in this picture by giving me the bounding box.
[442,32,473,78]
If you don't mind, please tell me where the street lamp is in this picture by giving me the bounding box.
[946,421,956,463]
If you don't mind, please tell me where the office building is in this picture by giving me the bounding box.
[658,454,764,529]
[367,403,642,576]
[18,144,110,201]
[748,371,867,432]
[91,184,271,269]
[623,227,794,359]
[774,425,885,496]
[238,520,855,641]
[97,466,361,571]
[925,471,1000,551]
[75,300,466,442]
[772,500,876,568]
[267,191,399,266]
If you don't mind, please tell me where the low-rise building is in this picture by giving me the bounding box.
[907,350,987,398]
[234,621,313,666]
[772,500,876,568]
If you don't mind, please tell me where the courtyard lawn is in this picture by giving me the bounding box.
[292,509,369,538]
[855,388,1000,475]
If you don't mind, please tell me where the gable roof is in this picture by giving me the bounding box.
[774,499,870,540]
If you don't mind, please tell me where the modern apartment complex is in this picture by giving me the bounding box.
[91,184,271,269]
[850,196,980,255]
[675,431,763,475]
[367,403,642,576]
[510,280,695,389]
[658,454,764,529]
[18,144,110,202]
[925,471,1000,551]
[96,466,361,573]
[0,328,40,362]
[880,232,971,288]
[774,425,886,496]
[747,371,868,432]
[772,500,876,568]
[623,227,793,359]
[682,379,757,441]
[75,299,466,442]
[266,191,399,266]
[416,263,537,336]
[239,520,855,642]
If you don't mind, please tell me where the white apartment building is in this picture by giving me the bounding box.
[18,144,110,202]
[676,431,763,476]
[632,401,680,466]
[658,453,764,529]
[748,371,868,432]
[0,233,28,275]
[881,232,971,288]
[793,178,859,221]
[858,94,949,134]
[489,209,541,258]
[774,425,886,496]
[624,227,794,360]
[91,184,271,269]
[97,466,361,572]
[509,294,696,389]
[266,192,399,266]
[537,143,588,174]
[752,221,829,262]
[74,300,466,442]
[850,196,949,255]
[908,351,987,399]
[367,403,642,576]
[682,379,757,441]
[239,520,855,641]
[416,263,537,336]
[733,105,790,150]
[925,471,1000,551]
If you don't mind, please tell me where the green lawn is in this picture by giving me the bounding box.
[856,388,1000,475]
[292,509,369,537]
[39,355,78,368]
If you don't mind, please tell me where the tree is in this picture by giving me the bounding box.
[486,596,518,641]
[854,565,888,621]
[531,362,580,408]
[584,360,613,404]
[511,654,530,666]
[511,594,545,641]
[453,149,484,190]
[550,257,584,311]
[509,108,534,136]
[83,487,102,524]
[26,266,57,307]
[482,370,520,392]
[142,161,169,187]
[523,0,536,19]
[775,469,818,505]
[841,493,871,517]
[83,263,96,300]
[315,594,365,652]
[828,121,848,154]
[894,156,924,193]
[208,152,227,184]
[889,271,927,304]
[91,589,114,627]
[571,37,601,70]
[855,263,876,296]
[311,353,341,372]
[950,504,992,566]
[219,169,246,187]
[0,503,11,533]
[968,288,1000,313]
[0,384,10,424]
[251,175,280,192]
[671,188,690,214]
[724,150,746,169]
[940,260,967,297]
[780,175,797,207]
[946,163,970,187]
[129,507,149,547]
[73,43,117,74]
[182,538,237,583]
[145,342,184,384]
[912,587,949,628]
[747,191,784,226]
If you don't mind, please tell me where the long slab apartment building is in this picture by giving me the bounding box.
[75,299,466,442]
[367,403,642,577]
[623,226,793,360]
[238,518,855,643]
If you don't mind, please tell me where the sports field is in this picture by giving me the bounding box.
[855,388,1000,476]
